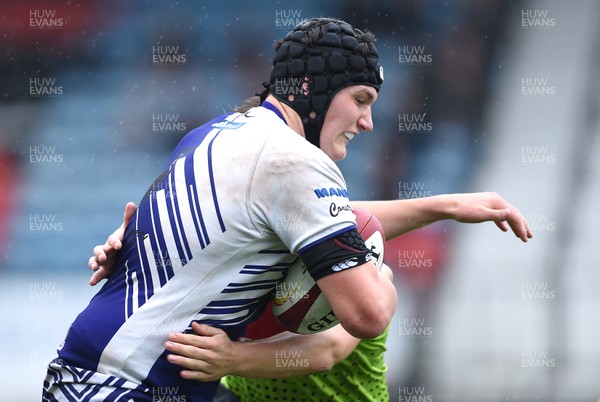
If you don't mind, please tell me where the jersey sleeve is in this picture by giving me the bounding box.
[249,130,357,255]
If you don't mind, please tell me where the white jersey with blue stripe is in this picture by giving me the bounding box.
[43,104,357,401]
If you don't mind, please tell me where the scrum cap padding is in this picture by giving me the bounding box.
[268,18,384,148]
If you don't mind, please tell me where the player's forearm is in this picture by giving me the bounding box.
[231,328,359,378]
[352,195,453,240]
[319,261,397,339]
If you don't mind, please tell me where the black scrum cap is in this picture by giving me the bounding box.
[265,18,384,148]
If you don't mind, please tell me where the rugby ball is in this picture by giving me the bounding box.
[272,208,385,334]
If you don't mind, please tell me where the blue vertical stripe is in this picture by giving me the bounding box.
[170,165,192,262]
[136,269,145,309]
[134,212,152,302]
[124,261,134,318]
[165,170,187,265]
[205,113,245,234]
[207,133,226,233]
[138,240,155,299]
[149,192,169,285]
[185,150,208,248]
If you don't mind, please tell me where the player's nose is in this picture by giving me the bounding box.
[358,109,374,132]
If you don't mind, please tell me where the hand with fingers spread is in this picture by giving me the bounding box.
[88,202,137,286]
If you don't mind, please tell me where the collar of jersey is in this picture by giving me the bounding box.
[260,101,287,125]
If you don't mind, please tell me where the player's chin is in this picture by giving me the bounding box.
[328,143,348,161]
[332,150,347,161]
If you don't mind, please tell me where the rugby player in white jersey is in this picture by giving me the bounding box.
[44,17,532,402]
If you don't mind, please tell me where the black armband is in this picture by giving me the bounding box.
[299,228,372,281]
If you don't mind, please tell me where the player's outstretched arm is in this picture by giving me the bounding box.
[164,322,360,381]
[87,202,137,285]
[353,192,533,242]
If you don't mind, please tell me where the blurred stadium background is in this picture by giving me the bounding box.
[1,0,598,401]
